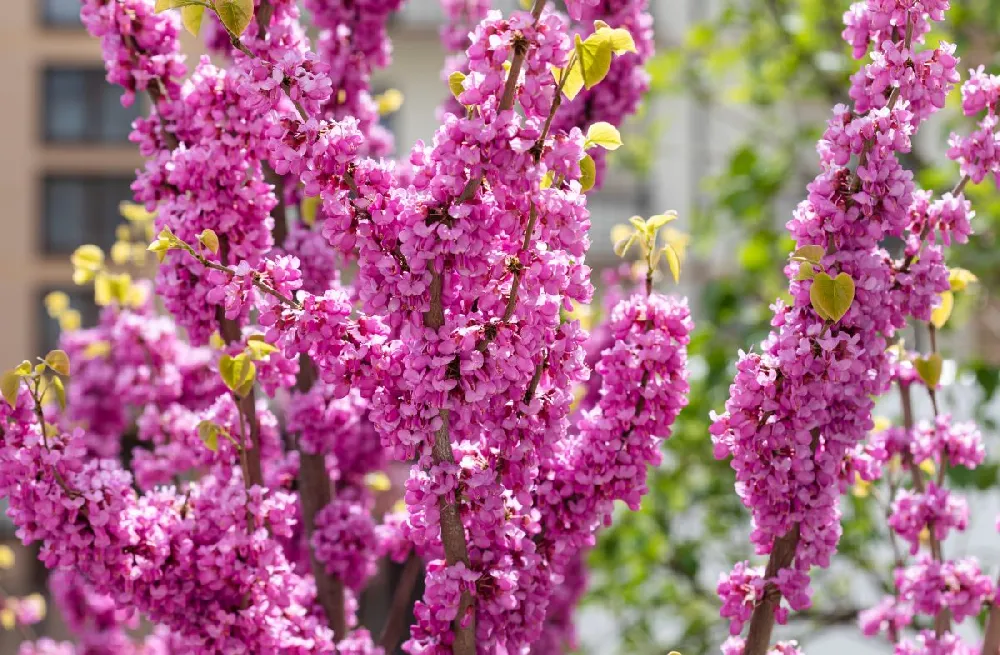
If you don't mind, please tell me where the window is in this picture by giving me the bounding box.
[42,176,134,254]
[44,68,140,143]
[37,288,99,355]
[42,0,83,27]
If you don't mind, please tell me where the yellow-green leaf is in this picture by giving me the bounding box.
[110,241,132,266]
[595,26,638,55]
[791,245,825,265]
[59,310,81,332]
[558,61,585,101]
[574,33,613,90]
[579,154,596,193]
[71,245,105,285]
[245,339,278,360]
[219,353,256,396]
[13,361,32,376]
[214,0,254,36]
[809,272,855,323]
[45,350,71,377]
[929,291,954,329]
[914,353,943,388]
[301,195,320,226]
[948,268,978,292]
[83,341,112,359]
[376,89,403,116]
[613,234,636,258]
[198,229,220,254]
[119,201,156,223]
[585,122,623,151]
[794,264,816,281]
[50,376,66,410]
[628,215,646,231]
[181,5,205,35]
[198,420,220,452]
[647,211,678,230]
[44,292,70,318]
[540,171,555,190]
[663,243,681,284]
[448,72,466,100]
[364,471,392,492]
[1,371,20,407]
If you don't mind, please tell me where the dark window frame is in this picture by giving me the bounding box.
[40,0,84,29]
[40,174,135,256]
[42,67,142,144]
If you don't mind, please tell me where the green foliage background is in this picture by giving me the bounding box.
[581,2,1000,652]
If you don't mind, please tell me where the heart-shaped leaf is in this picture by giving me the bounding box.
[809,272,855,323]
[914,353,943,388]
[929,291,954,329]
[1,371,20,408]
[214,0,254,36]
[579,154,596,192]
[791,245,825,265]
[574,33,613,90]
[198,420,220,452]
[181,5,205,35]
[44,350,71,377]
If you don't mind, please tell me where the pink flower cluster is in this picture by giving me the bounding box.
[948,65,1000,184]
[2,1,677,654]
[712,0,970,639]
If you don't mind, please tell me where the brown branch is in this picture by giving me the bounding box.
[744,526,801,655]
[379,553,424,652]
[982,585,1000,655]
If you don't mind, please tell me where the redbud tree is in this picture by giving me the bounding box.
[1,0,998,654]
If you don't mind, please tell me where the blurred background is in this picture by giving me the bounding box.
[1,0,1000,653]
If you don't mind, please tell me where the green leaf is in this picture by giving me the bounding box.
[647,211,678,230]
[119,201,156,223]
[155,0,206,11]
[584,122,623,151]
[809,272,855,323]
[181,5,205,35]
[557,62,585,101]
[949,268,978,292]
[593,24,638,55]
[539,171,555,190]
[51,376,66,410]
[794,263,816,281]
[198,229,220,255]
[375,89,403,116]
[1,371,20,407]
[71,245,105,285]
[300,195,320,226]
[448,71,466,100]
[614,234,636,258]
[790,245,825,265]
[574,33,613,90]
[13,361,32,377]
[44,350,71,377]
[915,353,943,388]
[663,244,681,284]
[245,337,278,360]
[214,0,254,36]
[930,291,954,329]
[197,420,220,452]
[579,154,596,193]
[219,353,256,396]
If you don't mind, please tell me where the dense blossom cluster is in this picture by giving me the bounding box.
[853,360,994,652]
[711,0,985,649]
[0,0,692,654]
